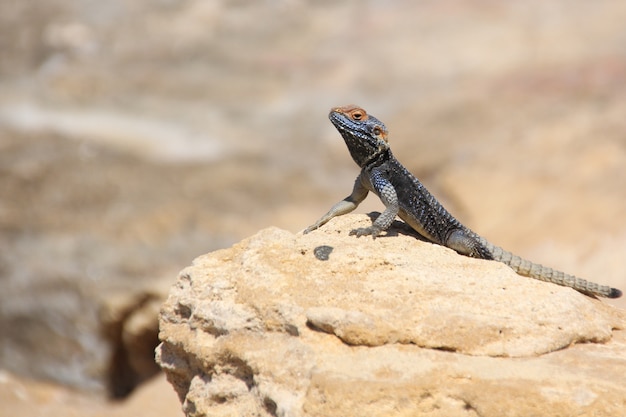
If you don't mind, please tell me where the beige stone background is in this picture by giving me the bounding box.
[0,0,625,415]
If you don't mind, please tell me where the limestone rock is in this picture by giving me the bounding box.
[156,214,626,417]
[101,281,170,397]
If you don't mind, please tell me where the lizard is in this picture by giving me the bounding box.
[304,105,622,299]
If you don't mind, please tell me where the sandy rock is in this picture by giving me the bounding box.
[100,281,170,397]
[156,214,626,417]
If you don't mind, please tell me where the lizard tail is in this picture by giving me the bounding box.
[477,237,622,299]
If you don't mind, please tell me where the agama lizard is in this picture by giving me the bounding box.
[304,105,622,299]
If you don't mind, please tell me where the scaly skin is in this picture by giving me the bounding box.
[304,105,622,299]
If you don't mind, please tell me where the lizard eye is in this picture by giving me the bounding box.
[351,110,364,120]
[373,127,382,136]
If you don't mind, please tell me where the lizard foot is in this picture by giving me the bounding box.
[349,226,382,239]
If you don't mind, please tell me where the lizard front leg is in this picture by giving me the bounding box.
[350,168,399,239]
[304,174,369,234]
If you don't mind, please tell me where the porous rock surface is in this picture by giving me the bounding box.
[156,214,626,417]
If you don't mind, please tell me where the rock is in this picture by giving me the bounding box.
[100,280,171,398]
[156,214,626,417]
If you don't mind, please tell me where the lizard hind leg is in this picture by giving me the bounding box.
[446,229,493,260]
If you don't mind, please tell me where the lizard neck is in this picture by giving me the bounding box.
[361,148,392,170]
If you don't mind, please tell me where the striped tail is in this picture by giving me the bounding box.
[477,237,622,299]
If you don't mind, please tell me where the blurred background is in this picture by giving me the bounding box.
[1,0,625,415]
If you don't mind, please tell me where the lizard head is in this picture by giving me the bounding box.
[329,105,389,167]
